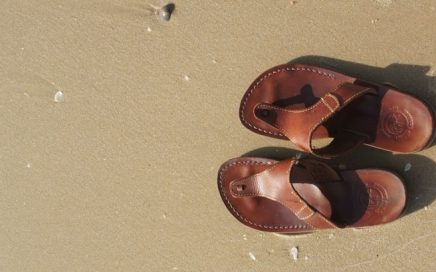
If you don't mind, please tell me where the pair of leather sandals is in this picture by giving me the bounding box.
[218,63,434,233]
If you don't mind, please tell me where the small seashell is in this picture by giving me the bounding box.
[53,90,65,103]
[290,246,298,261]
[158,4,174,22]
[248,252,256,261]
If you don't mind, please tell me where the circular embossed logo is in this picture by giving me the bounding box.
[381,107,413,140]
[360,183,388,212]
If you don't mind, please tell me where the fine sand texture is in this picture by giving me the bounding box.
[1,0,435,271]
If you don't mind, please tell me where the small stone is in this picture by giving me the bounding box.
[53,90,65,103]
[242,234,247,240]
[304,256,309,261]
[248,252,256,261]
[290,0,298,5]
[158,4,173,21]
[212,59,217,64]
[404,163,412,172]
[289,246,298,261]
[26,163,31,168]
[159,10,170,21]
[183,75,191,81]
[328,233,334,239]
[424,206,428,210]
[146,26,152,32]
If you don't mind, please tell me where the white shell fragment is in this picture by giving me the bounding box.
[248,252,256,261]
[290,246,299,261]
[53,90,65,103]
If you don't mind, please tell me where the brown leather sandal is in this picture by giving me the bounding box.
[218,157,406,233]
[240,64,434,158]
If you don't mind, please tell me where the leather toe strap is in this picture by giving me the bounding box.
[256,82,376,158]
[229,159,339,229]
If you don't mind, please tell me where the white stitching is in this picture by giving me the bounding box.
[218,160,311,230]
[294,205,307,216]
[299,209,316,221]
[240,65,336,137]
[321,97,334,113]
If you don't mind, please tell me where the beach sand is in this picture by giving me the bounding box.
[0,0,435,271]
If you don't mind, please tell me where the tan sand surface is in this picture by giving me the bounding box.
[0,0,435,271]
